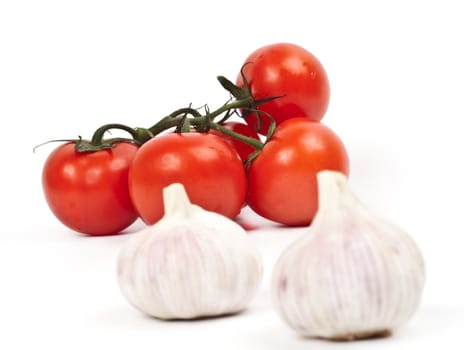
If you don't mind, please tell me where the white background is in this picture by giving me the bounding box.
[1,0,463,348]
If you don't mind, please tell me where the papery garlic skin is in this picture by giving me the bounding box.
[117,183,263,320]
[271,171,425,340]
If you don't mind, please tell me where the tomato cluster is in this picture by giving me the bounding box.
[41,42,349,235]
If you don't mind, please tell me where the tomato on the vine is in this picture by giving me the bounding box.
[128,132,247,225]
[42,142,139,235]
[208,121,261,162]
[246,118,349,226]
[236,42,330,135]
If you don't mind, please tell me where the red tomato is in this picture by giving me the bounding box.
[42,142,139,235]
[129,133,247,224]
[236,43,330,135]
[208,121,261,162]
[247,118,349,226]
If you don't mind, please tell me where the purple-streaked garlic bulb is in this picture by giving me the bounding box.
[271,170,425,340]
[117,183,263,320]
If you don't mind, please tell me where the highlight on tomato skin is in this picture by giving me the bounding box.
[236,42,330,135]
[128,132,248,225]
[246,118,350,226]
[41,142,139,236]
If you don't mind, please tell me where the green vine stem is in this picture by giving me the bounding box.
[90,123,139,144]
[75,123,151,152]
[147,107,202,136]
[142,98,266,150]
[140,73,282,151]
[34,67,279,155]
[209,122,264,150]
[33,124,144,153]
[66,68,281,153]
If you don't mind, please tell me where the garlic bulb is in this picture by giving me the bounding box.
[117,183,263,319]
[271,171,425,340]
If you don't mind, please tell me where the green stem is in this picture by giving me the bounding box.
[147,98,254,137]
[74,123,148,152]
[90,123,140,145]
[148,107,203,136]
[207,97,253,120]
[210,123,264,150]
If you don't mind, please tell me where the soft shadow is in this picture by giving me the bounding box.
[148,308,250,323]
[94,303,255,330]
[310,329,392,342]
[245,304,464,349]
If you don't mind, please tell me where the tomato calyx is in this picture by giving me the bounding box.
[34,124,151,154]
[72,123,150,152]
[218,63,282,137]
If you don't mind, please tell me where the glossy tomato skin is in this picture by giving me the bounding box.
[237,43,330,135]
[247,118,349,226]
[208,121,261,162]
[128,133,247,225]
[42,142,139,235]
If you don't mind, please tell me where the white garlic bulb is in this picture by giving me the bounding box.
[117,183,263,320]
[271,171,425,340]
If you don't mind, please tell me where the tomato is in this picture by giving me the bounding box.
[208,121,261,162]
[236,43,330,135]
[42,142,139,235]
[246,118,349,226]
[128,132,247,225]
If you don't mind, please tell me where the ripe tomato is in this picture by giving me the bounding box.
[236,43,330,135]
[129,132,247,225]
[208,121,261,162]
[247,118,349,226]
[42,142,139,235]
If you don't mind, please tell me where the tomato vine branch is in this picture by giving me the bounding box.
[44,65,282,154]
